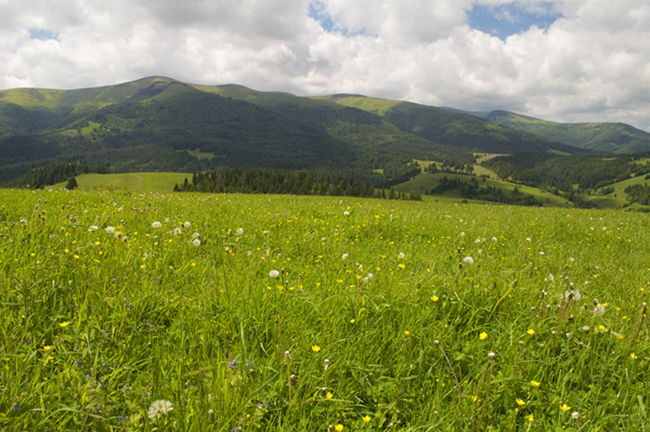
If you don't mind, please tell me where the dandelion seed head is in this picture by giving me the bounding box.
[152,221,162,228]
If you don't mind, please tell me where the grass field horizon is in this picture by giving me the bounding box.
[2,187,648,430]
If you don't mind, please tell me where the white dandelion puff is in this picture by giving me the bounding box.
[398,252,405,259]
[269,270,280,278]
[236,228,244,235]
[88,225,98,232]
[152,221,162,228]
[463,256,474,265]
[192,239,201,247]
[105,226,115,234]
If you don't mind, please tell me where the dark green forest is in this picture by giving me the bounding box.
[175,168,422,201]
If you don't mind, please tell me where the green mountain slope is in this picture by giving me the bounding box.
[198,85,473,163]
[476,110,650,154]
[323,95,588,155]
[0,79,360,181]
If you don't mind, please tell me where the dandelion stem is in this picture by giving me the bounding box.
[435,340,463,429]
[470,359,490,432]
[477,357,495,432]
[628,303,646,351]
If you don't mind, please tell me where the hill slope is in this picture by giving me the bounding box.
[321,95,588,155]
[475,110,650,154]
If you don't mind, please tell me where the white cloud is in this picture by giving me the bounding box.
[0,0,649,131]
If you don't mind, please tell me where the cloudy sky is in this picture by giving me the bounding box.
[1,0,649,131]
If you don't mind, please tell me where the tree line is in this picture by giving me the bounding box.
[174,168,422,201]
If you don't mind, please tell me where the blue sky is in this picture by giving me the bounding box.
[467,2,563,39]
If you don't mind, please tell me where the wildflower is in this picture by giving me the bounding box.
[289,374,298,388]
[148,400,173,419]
[525,414,534,422]
[323,359,330,370]
[183,221,191,228]
[463,256,474,265]
[530,380,540,388]
[593,303,606,316]
[173,228,182,235]
[571,412,580,420]
[326,392,333,399]
[527,329,535,335]
[582,326,590,332]
[631,353,638,360]
[88,225,98,232]
[311,345,321,352]
[343,211,350,216]
[13,403,19,410]
[598,325,606,331]
[479,332,488,340]
[398,252,405,259]
[192,238,201,246]
[516,399,525,406]
[236,228,243,235]
[335,424,344,432]
[105,226,115,234]
[431,295,439,302]
[569,257,575,262]
[404,331,410,336]
[269,270,280,278]
[342,254,348,260]
[362,415,371,423]
[43,345,52,351]
[560,404,571,412]
[152,221,162,228]
[59,322,69,328]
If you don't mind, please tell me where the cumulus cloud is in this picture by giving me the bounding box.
[0,0,649,131]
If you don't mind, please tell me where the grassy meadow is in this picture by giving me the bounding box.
[1,188,649,431]
[51,173,193,194]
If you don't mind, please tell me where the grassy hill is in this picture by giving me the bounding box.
[473,110,650,154]
[320,95,588,155]
[50,172,192,193]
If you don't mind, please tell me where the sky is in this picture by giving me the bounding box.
[1,0,649,131]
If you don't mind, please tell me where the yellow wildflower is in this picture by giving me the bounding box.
[479,332,488,340]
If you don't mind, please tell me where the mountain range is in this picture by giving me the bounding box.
[1,76,649,183]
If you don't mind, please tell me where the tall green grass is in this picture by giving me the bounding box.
[1,188,648,431]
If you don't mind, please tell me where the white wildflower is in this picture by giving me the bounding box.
[147,400,173,419]
[342,254,348,260]
[88,225,98,232]
[192,239,201,247]
[236,228,244,235]
[463,256,474,265]
[152,221,162,228]
[105,226,115,234]
[183,221,191,228]
[269,270,280,278]
[343,211,350,216]
[398,252,405,259]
